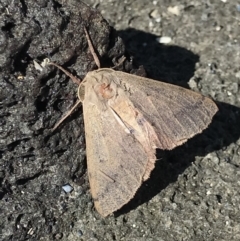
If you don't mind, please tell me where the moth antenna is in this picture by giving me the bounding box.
[44,59,81,85]
[84,27,101,69]
[52,99,82,131]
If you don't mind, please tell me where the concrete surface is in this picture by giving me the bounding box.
[0,0,240,240]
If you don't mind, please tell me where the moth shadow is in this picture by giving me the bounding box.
[114,28,240,216]
[117,28,200,87]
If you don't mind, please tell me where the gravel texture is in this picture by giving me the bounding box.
[0,0,240,240]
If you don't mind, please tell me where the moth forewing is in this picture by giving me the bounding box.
[81,82,152,217]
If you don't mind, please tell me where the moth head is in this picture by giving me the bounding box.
[78,70,117,104]
[78,71,117,101]
[95,82,115,99]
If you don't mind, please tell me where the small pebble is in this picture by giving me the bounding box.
[188,78,198,89]
[150,9,160,19]
[149,9,161,22]
[215,25,222,31]
[62,184,74,193]
[33,60,43,72]
[157,36,172,44]
[167,6,180,16]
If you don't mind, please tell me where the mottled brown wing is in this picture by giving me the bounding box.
[82,98,153,217]
[111,70,218,150]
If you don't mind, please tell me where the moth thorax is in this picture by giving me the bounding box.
[97,83,114,99]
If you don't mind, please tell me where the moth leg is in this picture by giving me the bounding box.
[84,27,101,69]
[52,99,82,131]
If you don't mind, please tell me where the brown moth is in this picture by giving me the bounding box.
[46,28,218,217]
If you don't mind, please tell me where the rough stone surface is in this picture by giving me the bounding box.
[1,0,240,240]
